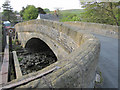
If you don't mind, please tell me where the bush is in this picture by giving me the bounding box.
[59,13,81,22]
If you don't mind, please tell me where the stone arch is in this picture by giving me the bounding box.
[15,20,100,88]
[25,37,57,61]
[19,32,69,60]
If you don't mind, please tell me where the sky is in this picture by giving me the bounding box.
[0,0,82,12]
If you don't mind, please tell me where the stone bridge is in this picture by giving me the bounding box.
[64,21,119,39]
[14,19,100,88]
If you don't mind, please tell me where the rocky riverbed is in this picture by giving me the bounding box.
[17,50,57,75]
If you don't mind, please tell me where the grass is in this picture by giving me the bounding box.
[98,71,103,84]
[60,9,84,15]
[51,9,85,22]
[50,9,84,14]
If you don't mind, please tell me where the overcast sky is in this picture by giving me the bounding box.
[0,0,82,12]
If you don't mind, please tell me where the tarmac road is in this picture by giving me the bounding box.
[94,34,118,88]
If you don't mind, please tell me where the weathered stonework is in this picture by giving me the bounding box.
[64,21,119,39]
[13,19,100,88]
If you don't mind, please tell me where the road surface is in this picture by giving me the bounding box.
[94,34,118,88]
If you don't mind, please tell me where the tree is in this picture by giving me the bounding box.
[2,0,17,23]
[2,0,12,10]
[37,7,46,14]
[20,7,25,17]
[44,8,50,13]
[80,1,120,25]
[23,5,38,21]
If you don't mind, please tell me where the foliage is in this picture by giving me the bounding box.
[0,13,2,24]
[23,5,38,21]
[2,0,17,23]
[80,1,120,25]
[60,9,84,15]
[20,7,25,17]
[2,0,13,10]
[12,40,16,45]
[18,58,23,62]
[21,6,46,21]
[37,7,46,14]
[44,8,50,13]
[59,13,81,22]
[58,9,84,22]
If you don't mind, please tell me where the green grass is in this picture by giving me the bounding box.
[59,10,84,22]
[50,9,84,14]
[60,9,84,15]
[50,9,85,22]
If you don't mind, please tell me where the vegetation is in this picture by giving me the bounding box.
[2,0,17,24]
[44,8,50,13]
[20,7,25,17]
[18,57,23,62]
[60,13,80,22]
[59,9,84,22]
[57,2,120,26]
[20,5,47,21]
[12,39,23,51]
[37,7,46,14]
[80,1,120,26]
[51,9,83,22]
[2,0,119,26]
[0,16,2,25]
[22,5,38,21]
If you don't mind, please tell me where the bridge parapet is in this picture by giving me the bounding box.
[64,21,119,39]
[14,19,100,88]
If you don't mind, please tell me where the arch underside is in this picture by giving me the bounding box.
[18,32,69,60]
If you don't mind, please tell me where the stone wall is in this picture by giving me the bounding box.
[13,19,100,88]
[64,21,119,39]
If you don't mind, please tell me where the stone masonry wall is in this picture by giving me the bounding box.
[64,21,119,39]
[12,19,100,88]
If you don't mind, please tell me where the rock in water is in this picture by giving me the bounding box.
[18,51,57,75]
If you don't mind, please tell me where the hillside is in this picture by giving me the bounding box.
[60,9,84,15]
[50,9,84,15]
[51,9,85,22]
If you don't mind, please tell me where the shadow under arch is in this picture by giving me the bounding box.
[25,38,57,61]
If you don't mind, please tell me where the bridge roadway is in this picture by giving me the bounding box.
[93,34,118,88]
